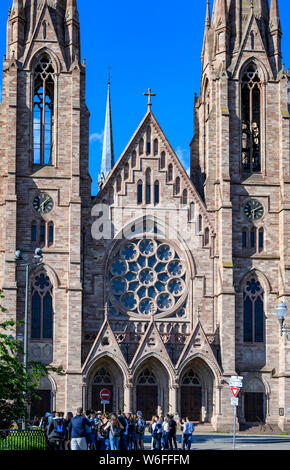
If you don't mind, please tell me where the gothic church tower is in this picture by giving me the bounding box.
[192,0,290,430]
[0,0,91,412]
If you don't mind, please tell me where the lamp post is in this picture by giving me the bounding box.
[14,248,44,429]
[276,301,289,338]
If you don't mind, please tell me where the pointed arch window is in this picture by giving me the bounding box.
[139,138,144,155]
[243,277,264,343]
[168,164,173,182]
[153,138,158,156]
[160,151,166,169]
[241,63,261,173]
[182,189,188,206]
[33,55,55,166]
[93,368,112,385]
[146,168,151,204]
[175,177,180,195]
[137,180,143,204]
[154,180,160,205]
[48,222,54,246]
[137,368,156,385]
[31,272,53,340]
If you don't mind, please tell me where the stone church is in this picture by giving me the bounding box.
[1,0,290,431]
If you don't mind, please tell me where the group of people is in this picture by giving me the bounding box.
[40,408,195,451]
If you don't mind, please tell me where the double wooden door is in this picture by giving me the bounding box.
[181,386,202,421]
[244,392,264,423]
[136,385,158,420]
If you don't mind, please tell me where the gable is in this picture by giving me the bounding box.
[129,318,175,375]
[82,317,127,374]
[22,3,67,71]
[176,320,222,376]
[96,110,215,236]
[231,13,274,80]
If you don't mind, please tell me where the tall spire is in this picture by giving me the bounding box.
[269,0,281,31]
[269,0,282,73]
[98,79,115,190]
[202,0,212,67]
[205,0,211,29]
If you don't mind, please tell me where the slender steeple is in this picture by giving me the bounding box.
[202,0,212,68]
[269,0,282,72]
[98,79,115,190]
[65,0,81,64]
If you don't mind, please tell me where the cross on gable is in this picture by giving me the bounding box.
[143,88,156,110]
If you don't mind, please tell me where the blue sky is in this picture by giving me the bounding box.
[0,0,290,195]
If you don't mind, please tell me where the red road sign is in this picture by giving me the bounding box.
[100,389,111,401]
[231,387,240,398]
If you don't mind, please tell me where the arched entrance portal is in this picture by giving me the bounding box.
[244,378,266,423]
[92,367,114,414]
[88,358,125,413]
[180,370,202,421]
[136,368,158,420]
[179,358,215,423]
[133,358,170,420]
[30,376,53,419]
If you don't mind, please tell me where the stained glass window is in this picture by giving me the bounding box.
[33,55,55,166]
[243,277,264,343]
[31,272,53,340]
[108,239,187,317]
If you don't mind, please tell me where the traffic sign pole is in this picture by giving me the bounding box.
[230,376,243,451]
[233,405,237,451]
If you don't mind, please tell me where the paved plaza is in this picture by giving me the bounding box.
[142,432,290,451]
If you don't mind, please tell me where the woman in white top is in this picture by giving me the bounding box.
[162,417,170,450]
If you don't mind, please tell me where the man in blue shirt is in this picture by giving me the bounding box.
[182,417,195,451]
[68,408,91,451]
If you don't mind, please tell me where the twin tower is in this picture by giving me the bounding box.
[1,0,290,431]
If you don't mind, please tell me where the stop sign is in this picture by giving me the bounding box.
[100,389,111,401]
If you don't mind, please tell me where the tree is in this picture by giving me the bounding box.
[0,292,63,429]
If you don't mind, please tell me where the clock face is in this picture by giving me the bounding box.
[243,199,264,221]
[33,193,54,215]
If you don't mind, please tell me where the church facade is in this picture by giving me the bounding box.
[1,0,290,431]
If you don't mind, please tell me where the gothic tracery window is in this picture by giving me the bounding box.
[31,272,53,340]
[107,238,188,318]
[243,277,264,343]
[33,55,55,166]
[241,63,261,173]
[93,368,112,385]
[182,370,201,386]
[137,368,157,385]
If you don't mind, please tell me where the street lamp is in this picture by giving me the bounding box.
[276,301,289,337]
[14,248,44,429]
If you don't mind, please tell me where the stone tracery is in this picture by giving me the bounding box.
[108,238,188,318]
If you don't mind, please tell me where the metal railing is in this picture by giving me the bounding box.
[0,429,47,450]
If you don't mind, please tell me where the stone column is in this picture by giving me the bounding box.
[169,385,179,418]
[124,384,133,413]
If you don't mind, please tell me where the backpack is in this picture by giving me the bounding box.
[136,417,146,434]
[111,425,121,438]
[152,422,162,438]
[100,424,109,439]
[55,419,65,437]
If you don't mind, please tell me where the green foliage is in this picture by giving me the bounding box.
[0,291,63,429]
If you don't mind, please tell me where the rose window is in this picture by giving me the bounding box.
[108,239,188,317]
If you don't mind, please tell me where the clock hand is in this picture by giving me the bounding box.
[40,197,50,210]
